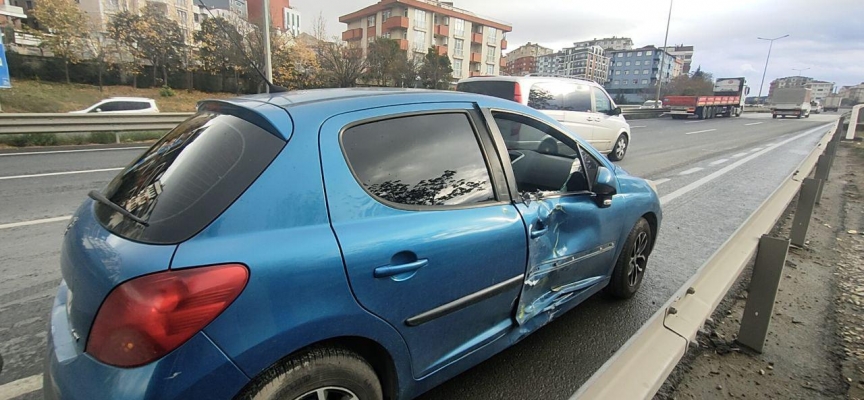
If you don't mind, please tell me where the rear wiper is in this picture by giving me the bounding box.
[88,190,149,227]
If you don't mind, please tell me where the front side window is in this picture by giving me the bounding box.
[491,112,591,194]
[342,113,495,207]
[592,87,612,113]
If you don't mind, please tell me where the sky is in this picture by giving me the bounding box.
[291,0,864,95]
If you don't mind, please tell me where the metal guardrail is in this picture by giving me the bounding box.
[0,113,193,135]
[622,108,667,119]
[573,114,848,399]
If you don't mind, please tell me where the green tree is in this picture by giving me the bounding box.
[392,54,423,88]
[419,47,452,89]
[138,4,186,87]
[29,0,89,83]
[365,37,402,86]
[662,67,714,96]
[107,11,147,88]
[195,16,245,90]
[273,39,322,90]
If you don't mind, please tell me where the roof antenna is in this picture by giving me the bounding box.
[196,0,288,93]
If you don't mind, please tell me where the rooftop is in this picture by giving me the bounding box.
[339,0,512,32]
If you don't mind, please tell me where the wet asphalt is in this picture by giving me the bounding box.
[0,113,841,399]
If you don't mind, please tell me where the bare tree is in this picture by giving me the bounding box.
[317,41,366,87]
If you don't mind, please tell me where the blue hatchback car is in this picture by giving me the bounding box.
[45,89,661,400]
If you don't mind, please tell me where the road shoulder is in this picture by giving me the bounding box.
[657,141,864,399]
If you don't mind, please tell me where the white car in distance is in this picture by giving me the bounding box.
[70,97,159,114]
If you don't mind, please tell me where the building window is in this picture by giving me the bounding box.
[641,79,649,84]
[636,51,642,56]
[382,9,391,19]
[625,61,630,66]
[454,38,464,54]
[486,47,495,63]
[643,69,649,74]
[177,10,187,25]
[486,64,495,75]
[613,80,619,85]
[626,52,631,57]
[635,61,641,66]
[413,30,426,52]
[616,53,623,58]
[453,18,464,36]
[488,27,496,42]
[367,15,375,27]
[414,9,426,26]
[624,70,629,75]
[646,50,653,55]
[453,59,463,77]
[634,70,639,75]
[616,61,622,66]
[633,79,638,84]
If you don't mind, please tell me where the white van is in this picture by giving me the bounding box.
[456,76,631,161]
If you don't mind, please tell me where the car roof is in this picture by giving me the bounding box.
[456,75,601,88]
[229,88,492,111]
[104,97,156,102]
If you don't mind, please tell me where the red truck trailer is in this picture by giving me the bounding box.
[664,77,750,120]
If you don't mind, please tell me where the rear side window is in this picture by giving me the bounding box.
[122,101,152,111]
[528,82,592,112]
[342,113,495,208]
[94,113,285,244]
[456,81,517,102]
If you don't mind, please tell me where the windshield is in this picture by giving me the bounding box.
[93,112,285,244]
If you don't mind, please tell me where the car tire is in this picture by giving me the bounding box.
[606,218,652,299]
[238,347,383,400]
[772,114,777,119]
[608,134,628,161]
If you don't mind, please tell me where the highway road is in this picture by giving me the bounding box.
[0,112,840,399]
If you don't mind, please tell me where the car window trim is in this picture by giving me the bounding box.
[483,108,594,199]
[338,108,508,212]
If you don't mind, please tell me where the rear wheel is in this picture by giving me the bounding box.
[608,134,628,161]
[239,348,383,400]
[607,218,652,299]
[772,114,777,119]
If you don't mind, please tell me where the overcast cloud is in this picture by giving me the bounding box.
[293,0,864,94]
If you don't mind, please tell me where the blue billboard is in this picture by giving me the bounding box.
[0,43,10,88]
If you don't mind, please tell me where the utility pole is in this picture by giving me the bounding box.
[263,0,273,91]
[654,0,673,107]
[756,35,789,104]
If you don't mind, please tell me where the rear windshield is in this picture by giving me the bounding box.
[456,81,517,101]
[94,112,285,244]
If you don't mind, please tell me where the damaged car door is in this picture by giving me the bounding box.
[486,110,623,324]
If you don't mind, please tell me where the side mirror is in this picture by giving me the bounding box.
[745,86,751,95]
[608,106,622,116]
[593,166,616,208]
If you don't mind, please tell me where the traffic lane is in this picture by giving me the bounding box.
[418,123,829,399]
[0,146,145,177]
[618,116,834,178]
[0,171,114,225]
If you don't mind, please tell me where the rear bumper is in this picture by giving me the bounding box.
[45,282,250,400]
[772,110,804,116]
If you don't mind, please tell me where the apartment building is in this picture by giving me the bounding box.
[572,36,633,51]
[537,51,563,76]
[838,83,864,103]
[76,0,198,40]
[660,44,694,74]
[502,42,552,75]
[339,0,512,80]
[768,75,812,98]
[805,80,834,100]
[561,45,609,84]
[247,0,299,33]
[605,46,677,103]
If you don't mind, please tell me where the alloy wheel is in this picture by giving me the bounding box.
[294,387,359,400]
[627,231,649,287]
[615,137,627,159]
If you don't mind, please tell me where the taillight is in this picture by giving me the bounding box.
[87,264,248,367]
[513,83,523,103]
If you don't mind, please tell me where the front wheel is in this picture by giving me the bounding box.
[608,134,628,161]
[239,347,383,400]
[606,218,653,299]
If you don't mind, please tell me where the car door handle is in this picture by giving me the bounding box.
[374,259,428,278]
[529,222,548,239]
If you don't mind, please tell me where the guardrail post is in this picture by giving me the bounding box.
[736,235,790,353]
[814,154,831,204]
[847,105,862,140]
[790,178,820,247]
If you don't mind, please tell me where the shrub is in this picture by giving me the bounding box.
[159,85,176,97]
[122,131,164,142]
[87,132,117,144]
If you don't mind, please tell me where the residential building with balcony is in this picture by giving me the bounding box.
[537,51,563,76]
[502,42,551,75]
[339,0,512,80]
[660,44,694,74]
[805,80,834,100]
[247,0,298,33]
[838,83,864,103]
[768,75,814,98]
[560,44,609,84]
[76,0,198,41]
[604,46,676,103]
[572,36,633,51]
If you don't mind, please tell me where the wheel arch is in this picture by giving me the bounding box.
[641,211,659,254]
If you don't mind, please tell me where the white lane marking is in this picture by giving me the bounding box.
[744,122,764,126]
[750,147,763,152]
[685,129,717,135]
[0,216,71,230]
[653,178,671,185]
[631,125,647,128]
[710,159,729,166]
[0,373,43,400]
[679,167,704,175]
[684,120,706,124]
[0,146,147,157]
[0,167,122,181]
[731,152,748,158]
[661,123,832,205]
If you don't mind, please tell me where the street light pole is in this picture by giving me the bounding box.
[791,67,810,76]
[263,0,273,91]
[653,0,673,107]
[756,34,789,104]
